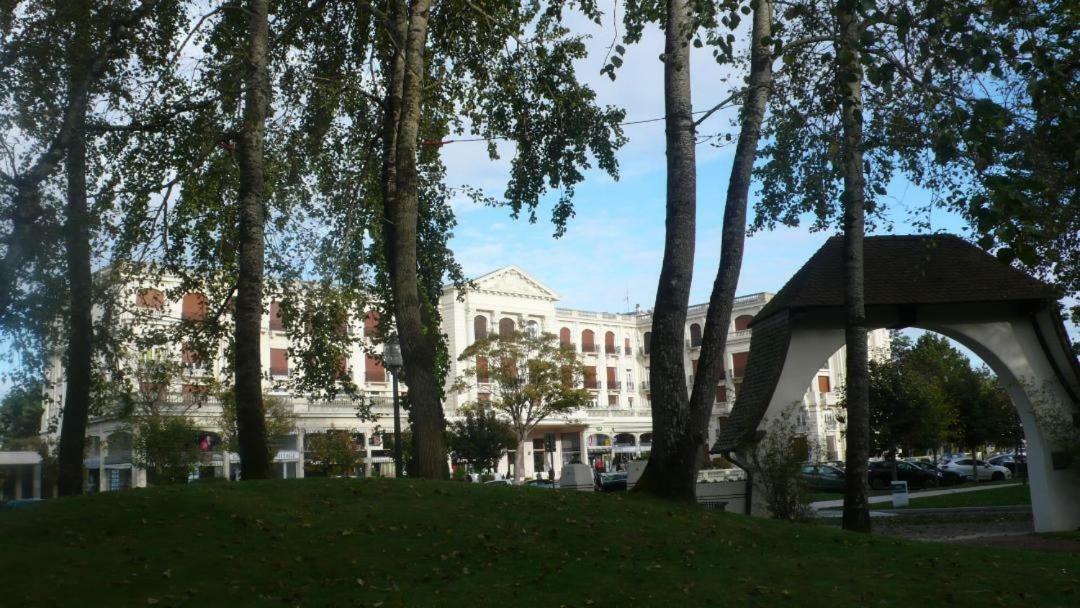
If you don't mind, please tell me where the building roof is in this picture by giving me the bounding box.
[753,235,1059,326]
[715,233,1076,453]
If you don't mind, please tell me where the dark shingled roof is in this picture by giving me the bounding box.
[752,235,1059,327]
[713,312,793,451]
[714,234,1069,452]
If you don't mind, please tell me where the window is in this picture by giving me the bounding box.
[135,288,165,310]
[643,331,651,355]
[365,355,385,383]
[478,393,490,403]
[606,367,617,389]
[473,315,488,340]
[583,366,598,389]
[526,321,539,337]
[476,356,490,383]
[581,329,595,352]
[181,343,200,366]
[604,331,616,354]
[499,318,515,335]
[336,356,350,381]
[734,315,754,331]
[270,301,285,331]
[716,385,727,402]
[607,394,618,406]
[817,375,831,393]
[270,348,288,377]
[732,351,749,377]
[364,310,380,337]
[624,337,631,355]
[559,327,572,346]
[689,323,702,347]
[181,293,208,322]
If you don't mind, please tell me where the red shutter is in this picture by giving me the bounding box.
[817,375,831,393]
[181,293,208,321]
[365,355,385,382]
[270,301,285,331]
[732,352,749,377]
[270,348,288,376]
[364,310,380,337]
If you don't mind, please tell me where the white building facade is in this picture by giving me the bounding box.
[41,266,887,490]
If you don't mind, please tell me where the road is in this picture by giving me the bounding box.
[810,482,1022,510]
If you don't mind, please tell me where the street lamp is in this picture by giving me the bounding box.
[382,334,404,477]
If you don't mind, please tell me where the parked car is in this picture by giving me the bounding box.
[524,479,558,489]
[483,479,513,486]
[867,460,942,490]
[987,453,1027,477]
[940,458,1011,481]
[597,472,627,492]
[906,460,965,485]
[799,464,846,492]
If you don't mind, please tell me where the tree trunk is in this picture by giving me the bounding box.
[232,0,271,480]
[56,73,92,497]
[514,430,527,485]
[384,0,447,480]
[837,0,871,533]
[637,0,773,500]
[634,0,697,500]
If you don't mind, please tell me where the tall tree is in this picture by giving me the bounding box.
[615,0,776,499]
[231,0,272,480]
[636,0,698,498]
[371,1,625,478]
[834,0,871,533]
[1,0,176,495]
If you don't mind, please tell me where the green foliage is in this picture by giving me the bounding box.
[751,0,1078,317]
[0,382,44,445]
[304,431,363,478]
[447,405,516,474]
[857,332,1022,457]
[132,413,201,485]
[217,391,296,458]
[745,408,814,521]
[455,330,590,439]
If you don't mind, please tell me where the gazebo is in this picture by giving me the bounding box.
[714,235,1080,532]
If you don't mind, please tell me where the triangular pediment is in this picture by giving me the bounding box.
[472,266,560,301]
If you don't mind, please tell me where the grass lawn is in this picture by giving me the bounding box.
[898,484,1031,509]
[1,479,1077,607]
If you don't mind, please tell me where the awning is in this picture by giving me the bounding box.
[0,451,42,466]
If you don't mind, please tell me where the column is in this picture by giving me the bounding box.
[98,440,107,492]
[222,445,231,481]
[295,429,306,478]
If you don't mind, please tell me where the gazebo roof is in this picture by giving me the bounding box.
[714,234,1074,453]
[752,235,1059,327]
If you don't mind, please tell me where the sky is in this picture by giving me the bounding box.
[441,12,967,313]
[0,8,1073,398]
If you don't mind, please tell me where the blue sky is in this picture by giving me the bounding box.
[442,15,970,313]
[0,12,1072,398]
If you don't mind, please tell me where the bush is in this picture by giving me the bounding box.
[746,408,814,521]
[133,415,202,485]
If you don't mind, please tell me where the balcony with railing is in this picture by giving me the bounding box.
[581,344,601,354]
[639,381,650,393]
[585,407,651,418]
[607,381,623,392]
[604,346,621,356]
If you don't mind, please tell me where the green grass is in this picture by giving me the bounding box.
[1,479,1077,607]
[898,484,1031,509]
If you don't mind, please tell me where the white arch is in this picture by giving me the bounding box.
[751,318,1080,532]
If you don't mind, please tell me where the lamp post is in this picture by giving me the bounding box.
[382,334,404,477]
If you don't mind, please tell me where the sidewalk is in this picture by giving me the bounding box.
[811,482,1022,510]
